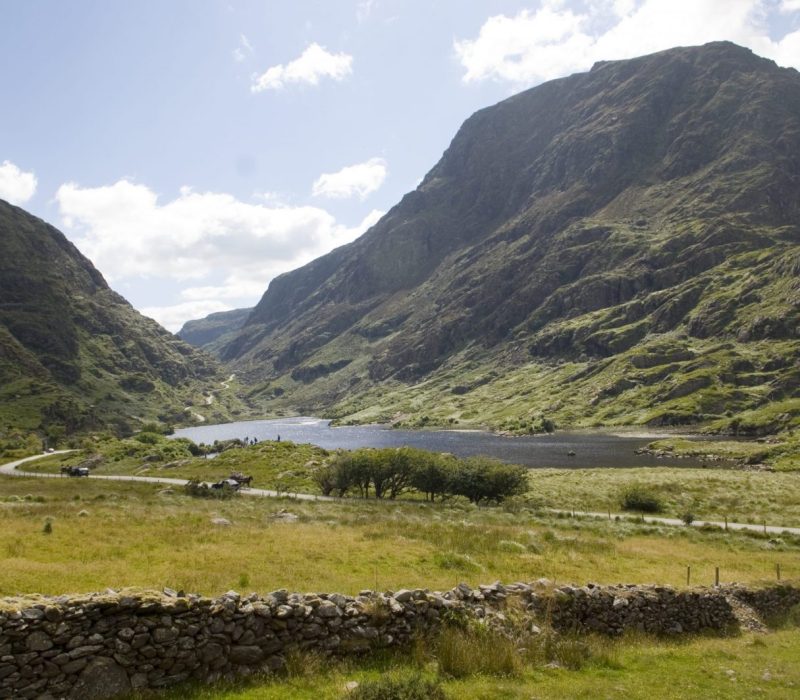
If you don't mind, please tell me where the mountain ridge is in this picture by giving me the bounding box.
[181,42,800,434]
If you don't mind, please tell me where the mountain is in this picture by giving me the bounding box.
[178,307,252,356]
[0,199,239,439]
[221,41,800,434]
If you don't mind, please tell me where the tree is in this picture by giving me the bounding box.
[450,457,528,504]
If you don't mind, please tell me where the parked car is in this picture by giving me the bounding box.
[211,478,240,491]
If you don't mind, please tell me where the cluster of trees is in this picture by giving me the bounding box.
[313,447,528,504]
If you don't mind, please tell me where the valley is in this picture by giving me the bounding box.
[1,37,799,700]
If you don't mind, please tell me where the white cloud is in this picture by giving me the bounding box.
[781,0,800,11]
[455,1,800,87]
[0,160,37,206]
[251,43,353,92]
[312,158,388,200]
[56,179,383,330]
[233,34,254,62]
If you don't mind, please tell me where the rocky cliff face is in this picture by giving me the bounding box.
[220,42,800,432]
[0,199,230,435]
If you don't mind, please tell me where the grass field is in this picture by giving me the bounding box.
[3,462,800,700]
[145,629,800,700]
[1,474,797,597]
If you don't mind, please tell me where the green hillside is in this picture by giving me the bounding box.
[0,199,242,446]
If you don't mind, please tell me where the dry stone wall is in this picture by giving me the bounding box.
[0,581,797,699]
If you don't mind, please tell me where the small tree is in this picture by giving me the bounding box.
[450,457,529,504]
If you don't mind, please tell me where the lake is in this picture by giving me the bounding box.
[173,417,725,469]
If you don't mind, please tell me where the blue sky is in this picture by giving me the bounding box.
[1,0,799,330]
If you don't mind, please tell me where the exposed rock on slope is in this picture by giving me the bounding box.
[221,42,800,433]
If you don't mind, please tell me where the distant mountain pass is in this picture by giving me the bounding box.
[178,308,252,355]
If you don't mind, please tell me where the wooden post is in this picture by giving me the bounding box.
[608,509,611,521]
[763,521,767,535]
[687,566,691,586]
[777,563,781,581]
[715,567,720,586]
[724,516,728,532]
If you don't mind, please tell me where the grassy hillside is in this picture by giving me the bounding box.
[0,199,244,448]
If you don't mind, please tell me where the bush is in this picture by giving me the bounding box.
[347,673,447,700]
[620,486,664,513]
[681,511,695,525]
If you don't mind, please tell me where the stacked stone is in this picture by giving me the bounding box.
[0,582,796,699]
[523,582,739,635]
[726,584,800,621]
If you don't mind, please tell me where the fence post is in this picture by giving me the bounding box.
[715,567,719,586]
[763,521,767,535]
[724,515,728,532]
[777,563,781,581]
[686,566,691,586]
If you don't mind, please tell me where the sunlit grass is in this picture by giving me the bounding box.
[139,630,800,700]
[1,475,796,597]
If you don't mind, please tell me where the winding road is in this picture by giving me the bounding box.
[0,452,333,502]
[2,452,799,535]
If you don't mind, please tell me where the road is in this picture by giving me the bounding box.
[0,452,334,503]
[547,508,800,536]
[2,452,799,534]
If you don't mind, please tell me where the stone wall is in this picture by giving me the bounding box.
[0,581,797,699]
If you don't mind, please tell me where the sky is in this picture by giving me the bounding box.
[1,0,799,332]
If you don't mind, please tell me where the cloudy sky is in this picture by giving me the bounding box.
[1,1,799,331]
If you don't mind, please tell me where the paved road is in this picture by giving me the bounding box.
[2,453,799,534]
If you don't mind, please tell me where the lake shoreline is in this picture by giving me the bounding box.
[172,416,744,470]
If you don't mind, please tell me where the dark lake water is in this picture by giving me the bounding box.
[173,417,725,469]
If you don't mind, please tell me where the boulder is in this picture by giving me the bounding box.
[70,657,130,700]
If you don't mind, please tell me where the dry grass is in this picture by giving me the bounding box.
[528,466,800,526]
[0,475,797,597]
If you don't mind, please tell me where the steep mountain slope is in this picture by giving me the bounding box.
[0,199,239,438]
[178,307,252,356]
[222,42,800,434]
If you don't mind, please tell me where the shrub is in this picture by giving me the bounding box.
[347,672,447,700]
[134,431,162,445]
[620,486,664,513]
[681,511,695,525]
[42,518,53,535]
